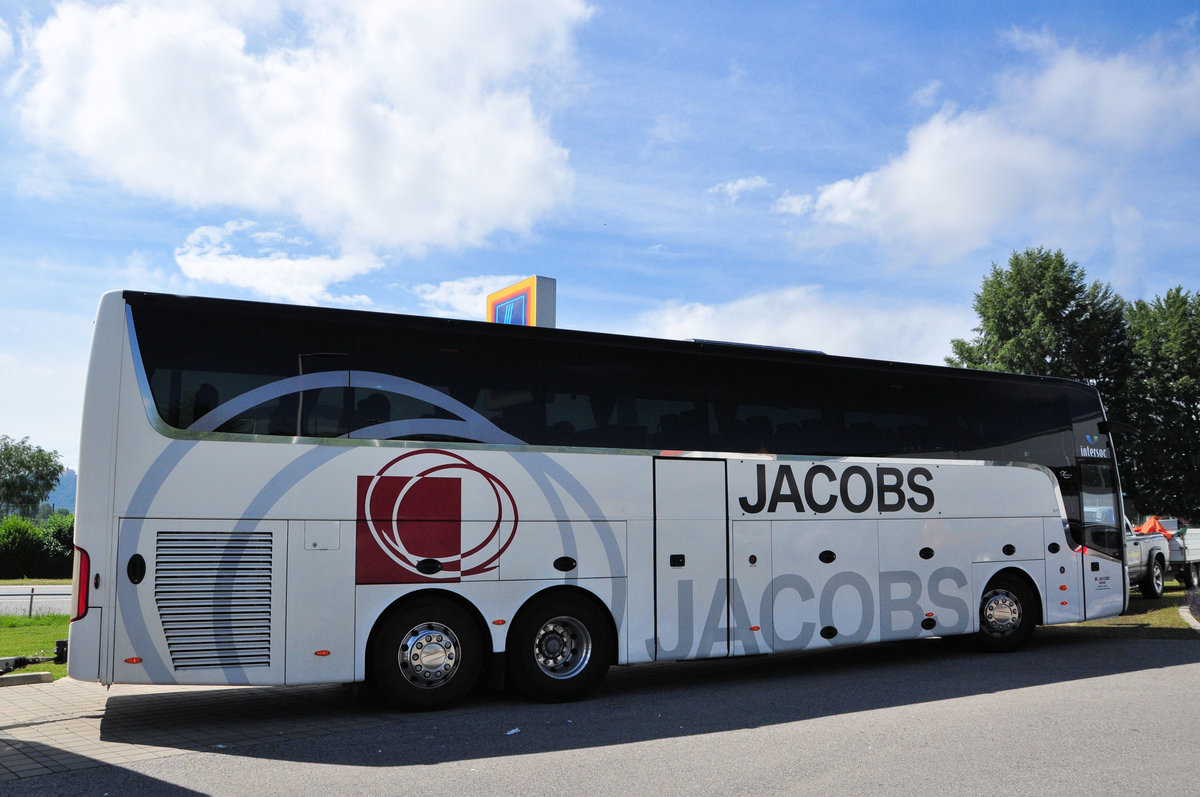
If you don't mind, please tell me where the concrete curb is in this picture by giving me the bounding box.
[0,671,53,687]
[1179,604,1200,632]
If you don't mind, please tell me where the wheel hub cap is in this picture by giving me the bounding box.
[533,616,592,679]
[399,624,459,688]
[983,592,1020,635]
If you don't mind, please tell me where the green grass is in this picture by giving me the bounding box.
[0,578,72,586]
[1052,582,1200,640]
[0,613,69,680]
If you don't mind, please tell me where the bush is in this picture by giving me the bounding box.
[41,512,75,569]
[0,513,74,578]
[0,515,45,578]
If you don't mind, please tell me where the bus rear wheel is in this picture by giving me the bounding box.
[370,598,483,711]
[507,593,612,703]
[977,576,1037,652]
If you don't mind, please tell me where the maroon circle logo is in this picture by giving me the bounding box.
[357,450,518,582]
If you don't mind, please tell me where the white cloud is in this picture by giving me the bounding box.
[911,79,942,108]
[708,175,769,203]
[411,274,526,319]
[783,32,1200,262]
[0,18,13,67]
[174,220,380,305]
[1000,38,1200,149]
[806,109,1080,260]
[121,251,189,294]
[772,191,813,217]
[630,285,975,366]
[15,1,590,292]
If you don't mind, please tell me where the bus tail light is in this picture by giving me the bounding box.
[71,545,90,622]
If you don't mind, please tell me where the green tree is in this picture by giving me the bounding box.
[947,248,1130,408]
[1121,287,1200,518]
[0,436,64,518]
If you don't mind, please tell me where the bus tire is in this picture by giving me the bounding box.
[507,592,613,703]
[977,576,1037,653]
[1140,557,1165,599]
[369,598,484,711]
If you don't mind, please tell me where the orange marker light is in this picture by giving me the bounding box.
[314,650,331,657]
[124,657,143,664]
[749,625,761,632]
[1059,585,1068,591]
[493,619,506,625]
[925,612,934,617]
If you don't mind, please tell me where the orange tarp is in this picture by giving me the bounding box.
[1135,515,1174,539]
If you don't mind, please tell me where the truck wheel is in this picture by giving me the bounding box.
[1187,563,1200,590]
[507,592,613,703]
[370,598,484,711]
[1140,557,1165,599]
[977,576,1037,652]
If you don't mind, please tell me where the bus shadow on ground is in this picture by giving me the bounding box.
[89,627,1200,769]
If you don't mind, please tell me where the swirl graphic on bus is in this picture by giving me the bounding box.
[356,450,519,583]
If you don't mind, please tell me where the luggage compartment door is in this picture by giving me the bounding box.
[654,458,728,661]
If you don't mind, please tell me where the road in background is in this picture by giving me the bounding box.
[0,585,70,616]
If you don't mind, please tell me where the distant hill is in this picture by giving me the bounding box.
[46,468,77,513]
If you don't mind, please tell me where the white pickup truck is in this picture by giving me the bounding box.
[1125,517,1200,598]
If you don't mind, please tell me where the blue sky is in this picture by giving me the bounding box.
[2,1,1199,469]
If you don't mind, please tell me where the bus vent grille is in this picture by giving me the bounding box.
[154,529,274,670]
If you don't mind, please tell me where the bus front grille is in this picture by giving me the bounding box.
[154,530,274,670]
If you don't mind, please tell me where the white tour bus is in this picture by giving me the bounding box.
[69,291,1128,708]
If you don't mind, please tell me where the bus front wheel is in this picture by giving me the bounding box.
[369,598,484,711]
[507,592,613,703]
[977,576,1037,652]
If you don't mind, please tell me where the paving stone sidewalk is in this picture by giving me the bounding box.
[0,677,395,781]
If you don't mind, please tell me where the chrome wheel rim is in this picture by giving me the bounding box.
[533,616,592,680]
[981,589,1021,636]
[399,622,461,689]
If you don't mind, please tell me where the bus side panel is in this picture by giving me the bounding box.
[285,520,355,685]
[625,518,655,665]
[1083,548,1125,620]
[771,519,879,650]
[653,458,729,662]
[1043,517,1084,625]
[68,293,127,683]
[731,520,773,655]
[878,519,973,639]
[112,518,288,686]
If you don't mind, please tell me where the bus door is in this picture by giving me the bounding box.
[1079,461,1126,618]
[112,518,287,685]
[654,457,729,661]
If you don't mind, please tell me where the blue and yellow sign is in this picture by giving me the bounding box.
[486,276,556,327]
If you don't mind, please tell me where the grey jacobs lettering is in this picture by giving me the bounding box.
[647,566,969,658]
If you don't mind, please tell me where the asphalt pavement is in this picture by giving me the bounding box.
[3,626,1200,795]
